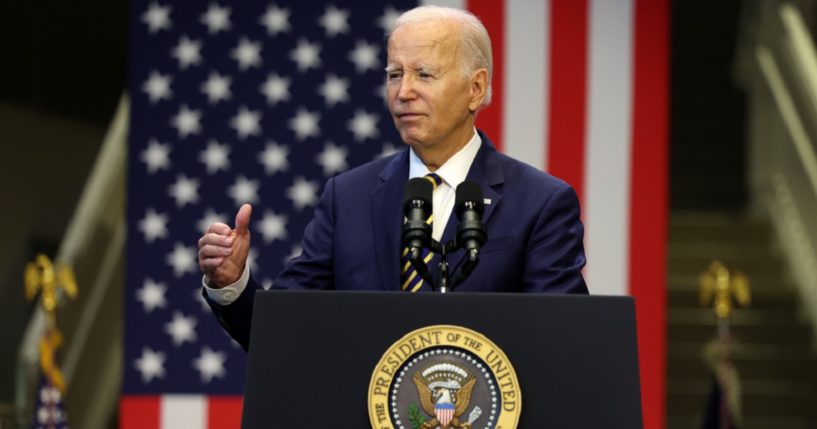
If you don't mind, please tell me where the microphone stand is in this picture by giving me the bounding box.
[450,248,479,289]
[431,240,459,293]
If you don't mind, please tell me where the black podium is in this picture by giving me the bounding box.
[242,291,643,428]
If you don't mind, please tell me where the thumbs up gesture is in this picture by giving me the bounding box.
[198,204,252,288]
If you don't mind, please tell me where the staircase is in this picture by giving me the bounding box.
[667,213,817,429]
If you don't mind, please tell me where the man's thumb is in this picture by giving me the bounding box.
[235,204,252,235]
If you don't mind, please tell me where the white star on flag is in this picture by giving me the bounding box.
[142,2,172,34]
[318,5,349,37]
[143,70,173,103]
[193,347,226,383]
[135,278,167,313]
[199,140,231,174]
[289,108,320,141]
[200,3,231,34]
[165,311,198,346]
[260,73,291,105]
[231,38,262,70]
[348,109,379,142]
[316,142,348,176]
[287,177,319,210]
[166,243,197,277]
[258,142,289,174]
[290,39,321,72]
[201,72,232,104]
[135,348,166,383]
[377,6,402,33]
[170,105,202,138]
[260,4,290,35]
[348,40,379,73]
[230,107,262,140]
[140,139,172,174]
[258,210,287,243]
[171,35,202,69]
[227,176,260,205]
[168,174,200,207]
[318,74,350,107]
[139,207,169,242]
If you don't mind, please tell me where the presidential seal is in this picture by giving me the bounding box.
[368,325,521,429]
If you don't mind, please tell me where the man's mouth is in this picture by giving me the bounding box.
[397,113,423,121]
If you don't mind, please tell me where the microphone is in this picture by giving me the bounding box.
[402,178,433,252]
[452,181,486,287]
[401,178,437,290]
[455,181,487,254]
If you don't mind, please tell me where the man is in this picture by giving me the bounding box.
[197,6,588,350]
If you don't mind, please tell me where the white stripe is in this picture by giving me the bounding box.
[503,0,547,170]
[162,395,206,429]
[584,0,634,296]
[421,0,465,8]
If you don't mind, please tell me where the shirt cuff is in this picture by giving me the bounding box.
[203,266,250,306]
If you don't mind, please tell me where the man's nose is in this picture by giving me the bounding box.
[396,76,417,101]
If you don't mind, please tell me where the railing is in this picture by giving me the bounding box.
[15,95,128,429]
[738,0,817,344]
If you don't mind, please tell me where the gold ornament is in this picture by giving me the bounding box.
[699,260,750,319]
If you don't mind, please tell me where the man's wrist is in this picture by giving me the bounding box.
[203,266,250,305]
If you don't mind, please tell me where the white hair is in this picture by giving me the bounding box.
[390,6,493,107]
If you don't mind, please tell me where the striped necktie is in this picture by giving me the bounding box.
[401,173,443,292]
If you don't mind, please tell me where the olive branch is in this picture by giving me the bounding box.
[408,403,427,429]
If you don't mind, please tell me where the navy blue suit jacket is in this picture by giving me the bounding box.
[207,132,588,349]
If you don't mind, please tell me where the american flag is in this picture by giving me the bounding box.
[124,1,669,428]
[32,376,69,429]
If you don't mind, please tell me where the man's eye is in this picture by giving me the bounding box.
[419,72,432,79]
[387,72,401,81]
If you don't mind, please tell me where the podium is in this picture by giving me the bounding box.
[242,290,643,428]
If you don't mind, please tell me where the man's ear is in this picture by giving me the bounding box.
[468,68,489,112]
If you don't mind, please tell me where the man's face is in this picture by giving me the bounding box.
[386,21,478,152]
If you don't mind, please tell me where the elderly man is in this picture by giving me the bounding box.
[197,6,588,350]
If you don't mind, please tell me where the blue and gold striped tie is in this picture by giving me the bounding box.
[401,173,443,292]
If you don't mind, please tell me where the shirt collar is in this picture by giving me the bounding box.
[408,129,482,187]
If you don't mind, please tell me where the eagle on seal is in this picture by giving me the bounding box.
[412,371,477,429]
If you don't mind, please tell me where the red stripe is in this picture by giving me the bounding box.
[120,396,160,429]
[547,0,588,202]
[207,396,243,429]
[630,0,668,428]
[467,0,505,152]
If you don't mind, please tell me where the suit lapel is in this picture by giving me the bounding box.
[442,133,504,280]
[371,149,409,291]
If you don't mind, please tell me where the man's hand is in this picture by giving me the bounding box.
[198,204,252,288]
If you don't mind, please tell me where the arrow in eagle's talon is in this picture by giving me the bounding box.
[467,406,482,424]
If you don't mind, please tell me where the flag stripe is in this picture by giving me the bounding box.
[162,395,206,429]
[207,396,243,429]
[120,396,160,429]
[584,0,634,297]
[467,0,505,152]
[546,0,588,201]
[501,0,547,169]
[630,0,669,427]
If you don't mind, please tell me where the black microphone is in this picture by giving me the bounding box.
[455,181,487,254]
[452,181,486,287]
[402,178,433,252]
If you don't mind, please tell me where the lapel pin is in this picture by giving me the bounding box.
[484,198,492,205]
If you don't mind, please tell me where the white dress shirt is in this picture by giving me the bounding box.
[205,129,482,304]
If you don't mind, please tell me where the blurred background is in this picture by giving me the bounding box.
[1,0,817,428]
